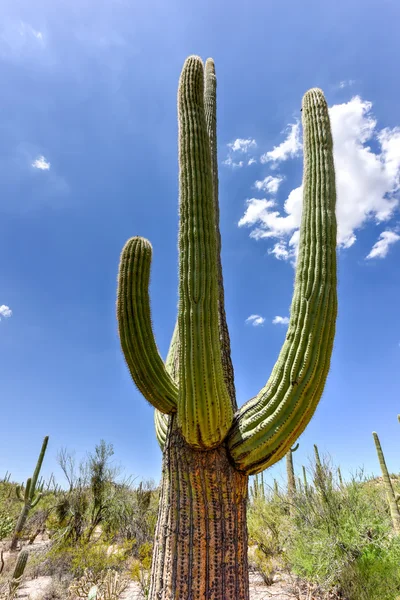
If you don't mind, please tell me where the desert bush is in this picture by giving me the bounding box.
[68,568,130,600]
[129,542,153,598]
[250,453,400,599]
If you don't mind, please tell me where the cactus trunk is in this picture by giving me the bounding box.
[149,420,248,600]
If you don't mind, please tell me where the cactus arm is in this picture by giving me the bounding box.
[117,237,178,414]
[154,320,180,450]
[204,58,236,409]
[15,485,24,503]
[291,443,299,453]
[372,431,400,533]
[30,493,43,508]
[30,436,49,493]
[227,88,337,474]
[177,56,234,448]
[154,410,169,450]
[24,478,32,504]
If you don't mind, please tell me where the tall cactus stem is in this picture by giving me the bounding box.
[373,431,400,534]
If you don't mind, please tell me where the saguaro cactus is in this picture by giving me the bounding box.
[10,436,49,551]
[373,431,400,534]
[117,56,337,600]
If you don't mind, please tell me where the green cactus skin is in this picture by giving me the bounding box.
[10,436,48,552]
[227,88,337,474]
[116,56,337,600]
[302,465,308,490]
[373,431,400,534]
[8,549,29,597]
[286,444,299,499]
[337,466,344,489]
[117,238,178,414]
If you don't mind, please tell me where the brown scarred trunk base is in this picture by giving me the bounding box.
[149,419,249,600]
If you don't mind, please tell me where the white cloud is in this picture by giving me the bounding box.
[240,96,400,262]
[260,123,302,164]
[339,80,356,89]
[366,230,400,259]
[228,138,257,153]
[223,139,257,168]
[254,175,283,194]
[272,316,289,325]
[245,314,265,327]
[0,305,12,320]
[223,156,244,168]
[32,155,51,170]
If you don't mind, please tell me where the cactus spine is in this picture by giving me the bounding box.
[117,56,337,599]
[373,431,400,534]
[10,436,49,551]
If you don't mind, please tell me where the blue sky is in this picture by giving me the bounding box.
[1,0,400,490]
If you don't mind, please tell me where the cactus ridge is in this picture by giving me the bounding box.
[117,59,337,468]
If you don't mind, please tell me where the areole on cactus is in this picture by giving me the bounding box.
[117,55,337,600]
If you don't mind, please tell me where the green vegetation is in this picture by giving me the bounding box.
[248,448,400,600]
[10,436,49,551]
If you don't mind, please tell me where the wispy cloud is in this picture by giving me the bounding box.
[366,230,400,259]
[339,80,356,89]
[223,138,257,168]
[272,316,289,325]
[223,156,244,168]
[228,138,257,152]
[254,175,283,194]
[239,96,400,263]
[0,305,12,320]
[245,314,265,326]
[32,155,51,170]
[260,123,302,164]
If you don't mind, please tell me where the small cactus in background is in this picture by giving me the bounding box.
[116,55,337,599]
[372,431,400,534]
[337,466,344,489]
[10,436,49,551]
[286,443,299,499]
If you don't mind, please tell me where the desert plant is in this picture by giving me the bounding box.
[10,436,49,551]
[0,512,13,542]
[68,568,130,600]
[373,431,400,534]
[116,55,337,599]
[286,443,299,502]
[4,549,29,599]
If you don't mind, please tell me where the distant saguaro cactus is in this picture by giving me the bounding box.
[286,443,299,499]
[10,436,49,551]
[117,56,337,599]
[373,431,400,534]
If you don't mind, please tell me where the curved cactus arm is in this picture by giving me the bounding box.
[117,237,178,414]
[15,485,24,503]
[204,58,236,409]
[291,443,300,453]
[227,88,337,474]
[177,56,234,448]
